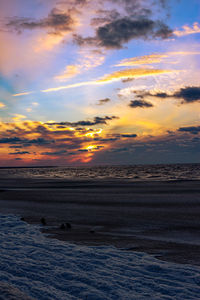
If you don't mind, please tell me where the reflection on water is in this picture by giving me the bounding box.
[0,163,200,181]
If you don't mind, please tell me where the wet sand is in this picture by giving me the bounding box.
[0,177,200,266]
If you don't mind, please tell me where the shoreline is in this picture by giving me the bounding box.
[0,177,200,266]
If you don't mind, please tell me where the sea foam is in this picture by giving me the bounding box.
[0,214,200,299]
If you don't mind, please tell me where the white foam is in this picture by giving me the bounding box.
[0,214,200,300]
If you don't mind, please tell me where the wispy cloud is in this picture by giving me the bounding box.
[42,68,174,93]
[13,92,33,97]
[174,22,200,37]
[98,68,174,82]
[12,114,27,122]
[0,103,6,108]
[116,51,200,66]
[42,80,102,93]
[7,8,75,35]
[97,98,111,105]
[54,65,80,81]
[54,50,105,81]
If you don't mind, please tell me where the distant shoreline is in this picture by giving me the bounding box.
[0,162,200,169]
[0,166,57,169]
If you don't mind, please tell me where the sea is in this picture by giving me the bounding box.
[1,163,200,299]
[1,163,200,181]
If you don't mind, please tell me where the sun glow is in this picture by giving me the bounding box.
[86,145,97,151]
[85,128,103,138]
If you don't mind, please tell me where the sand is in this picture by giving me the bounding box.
[0,177,200,266]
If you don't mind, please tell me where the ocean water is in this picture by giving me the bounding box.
[1,163,200,181]
[0,214,200,300]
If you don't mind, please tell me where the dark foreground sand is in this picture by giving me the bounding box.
[0,177,200,266]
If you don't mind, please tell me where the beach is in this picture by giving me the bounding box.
[0,177,200,266]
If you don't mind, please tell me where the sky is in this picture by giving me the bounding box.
[0,0,200,166]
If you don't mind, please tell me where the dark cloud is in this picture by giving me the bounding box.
[73,34,97,47]
[7,8,74,34]
[151,92,169,98]
[47,116,118,127]
[122,78,135,83]
[97,18,172,48]
[0,137,22,144]
[72,0,172,49]
[74,17,172,49]
[9,145,23,149]
[97,98,111,105]
[108,0,163,16]
[41,150,68,156]
[178,126,200,135]
[121,134,137,138]
[92,131,200,165]
[174,87,200,103]
[129,99,154,108]
[94,137,119,142]
[93,133,137,142]
[9,151,30,155]
[0,137,54,146]
[77,149,89,152]
[142,87,200,103]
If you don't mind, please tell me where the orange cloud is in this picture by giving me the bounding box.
[116,51,200,67]
[115,54,168,66]
[12,114,27,122]
[0,103,6,108]
[0,120,109,165]
[98,68,173,83]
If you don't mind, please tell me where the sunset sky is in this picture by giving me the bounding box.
[0,0,200,166]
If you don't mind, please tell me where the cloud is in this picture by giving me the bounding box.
[144,86,200,103]
[0,115,199,166]
[75,17,173,49]
[7,8,75,35]
[174,87,200,103]
[0,137,54,146]
[97,98,111,105]
[54,49,105,82]
[47,116,118,127]
[41,67,173,93]
[116,54,167,66]
[54,65,80,81]
[116,51,200,67]
[174,22,200,37]
[12,92,33,97]
[12,114,27,122]
[129,99,154,108]
[0,102,6,108]
[92,129,200,165]
[99,68,173,83]
[90,9,121,27]
[41,150,68,156]
[120,134,137,138]
[73,0,172,49]
[42,80,99,93]
[9,151,30,155]
[178,126,200,135]
[0,137,22,144]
